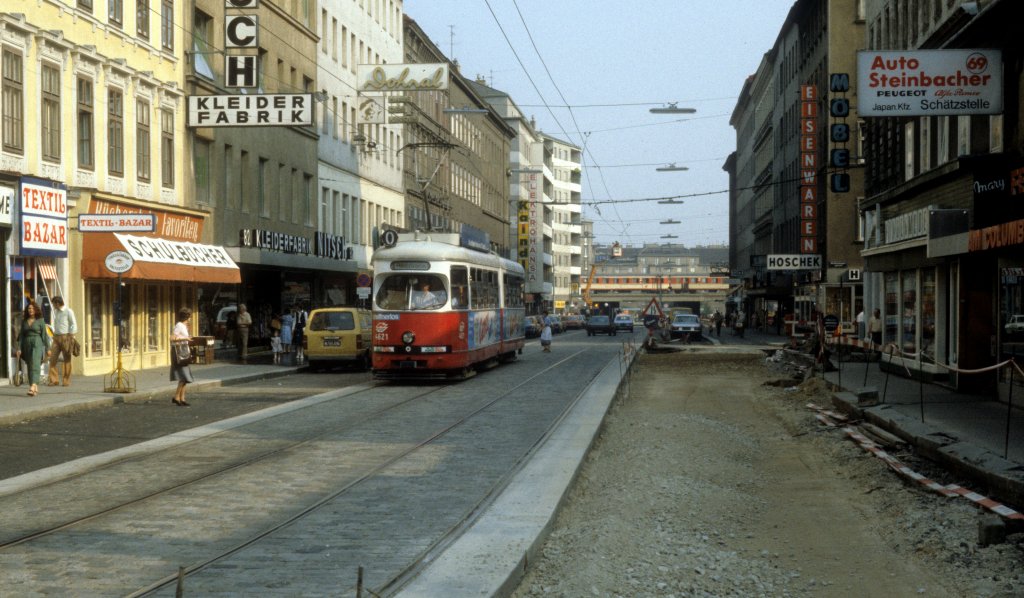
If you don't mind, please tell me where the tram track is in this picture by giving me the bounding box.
[0,383,444,550]
[0,343,618,597]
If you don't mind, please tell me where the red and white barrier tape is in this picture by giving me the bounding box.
[806,404,1024,520]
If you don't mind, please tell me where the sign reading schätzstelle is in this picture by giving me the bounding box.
[857,49,1002,117]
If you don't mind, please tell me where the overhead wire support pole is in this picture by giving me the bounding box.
[397,141,457,232]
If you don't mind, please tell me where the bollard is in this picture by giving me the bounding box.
[176,566,185,598]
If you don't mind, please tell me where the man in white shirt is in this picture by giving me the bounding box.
[412,282,446,309]
[47,296,78,386]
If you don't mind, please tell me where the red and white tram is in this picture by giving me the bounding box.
[370,231,526,379]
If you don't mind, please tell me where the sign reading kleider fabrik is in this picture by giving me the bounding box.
[857,49,1003,117]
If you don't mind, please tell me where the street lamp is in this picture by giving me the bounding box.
[650,102,696,114]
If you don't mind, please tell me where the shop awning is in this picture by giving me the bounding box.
[81,233,241,284]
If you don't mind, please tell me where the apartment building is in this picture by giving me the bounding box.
[727,0,866,335]
[860,0,1022,392]
[318,0,405,304]
[401,17,515,256]
[543,134,582,311]
[0,1,204,376]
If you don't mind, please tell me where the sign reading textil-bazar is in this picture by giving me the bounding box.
[857,49,1002,116]
[19,177,67,257]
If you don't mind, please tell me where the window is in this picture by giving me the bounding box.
[77,77,93,169]
[257,48,267,92]
[258,157,268,216]
[108,88,124,175]
[41,64,60,162]
[137,0,150,39]
[78,0,93,10]
[990,114,1004,153]
[194,138,210,204]
[240,150,249,212]
[136,99,151,181]
[903,121,915,180]
[147,285,159,351]
[304,174,313,225]
[192,10,214,79]
[161,109,173,187]
[161,0,173,51]
[957,115,971,157]
[2,49,24,153]
[109,0,123,27]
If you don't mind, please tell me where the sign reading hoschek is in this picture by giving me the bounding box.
[19,176,68,257]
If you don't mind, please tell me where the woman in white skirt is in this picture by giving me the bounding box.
[540,310,553,352]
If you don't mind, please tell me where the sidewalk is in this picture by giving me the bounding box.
[739,326,1024,511]
[0,349,301,426]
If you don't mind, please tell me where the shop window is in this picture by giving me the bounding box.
[884,271,899,347]
[88,283,108,356]
[147,285,159,351]
[901,270,917,354]
[921,269,936,363]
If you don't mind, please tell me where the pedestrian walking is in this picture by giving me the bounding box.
[236,303,253,362]
[271,329,283,364]
[170,307,194,407]
[46,296,78,387]
[540,310,553,352]
[868,308,883,360]
[735,309,746,338]
[293,303,308,363]
[856,308,866,339]
[17,301,49,397]
[714,310,723,337]
[279,309,294,359]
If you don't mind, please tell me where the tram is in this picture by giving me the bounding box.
[370,230,526,379]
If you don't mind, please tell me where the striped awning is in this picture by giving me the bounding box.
[36,258,57,280]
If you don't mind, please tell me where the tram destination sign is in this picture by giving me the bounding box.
[187,94,314,127]
[767,254,822,270]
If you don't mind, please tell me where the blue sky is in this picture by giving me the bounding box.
[404,0,797,248]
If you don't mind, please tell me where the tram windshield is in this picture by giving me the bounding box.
[375,274,449,311]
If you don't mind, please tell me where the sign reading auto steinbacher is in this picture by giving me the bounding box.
[187,94,314,127]
[857,49,1002,117]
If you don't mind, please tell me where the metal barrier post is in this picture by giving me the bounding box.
[1006,361,1015,460]
[882,344,893,404]
[919,360,925,423]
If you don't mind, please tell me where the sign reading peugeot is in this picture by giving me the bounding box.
[857,49,1002,116]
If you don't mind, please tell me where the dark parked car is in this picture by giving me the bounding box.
[586,315,617,336]
[548,315,564,334]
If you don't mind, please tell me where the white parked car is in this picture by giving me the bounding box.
[1006,315,1024,334]
[670,313,703,340]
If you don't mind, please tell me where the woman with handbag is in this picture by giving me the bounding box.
[170,307,194,407]
[16,301,49,397]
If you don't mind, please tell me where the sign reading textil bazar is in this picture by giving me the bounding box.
[857,49,1002,116]
[19,176,67,257]
[187,94,314,127]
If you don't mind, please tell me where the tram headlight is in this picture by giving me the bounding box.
[402,331,415,344]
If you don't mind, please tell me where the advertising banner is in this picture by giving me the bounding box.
[857,49,1002,116]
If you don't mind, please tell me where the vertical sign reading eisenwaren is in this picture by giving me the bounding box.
[800,85,818,254]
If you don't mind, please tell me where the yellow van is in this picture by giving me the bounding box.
[303,307,373,370]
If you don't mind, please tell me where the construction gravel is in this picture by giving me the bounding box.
[511,351,1024,598]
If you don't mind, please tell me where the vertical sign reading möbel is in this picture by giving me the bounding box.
[19,176,68,257]
[800,85,818,254]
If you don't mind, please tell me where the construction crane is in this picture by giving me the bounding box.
[582,264,597,307]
